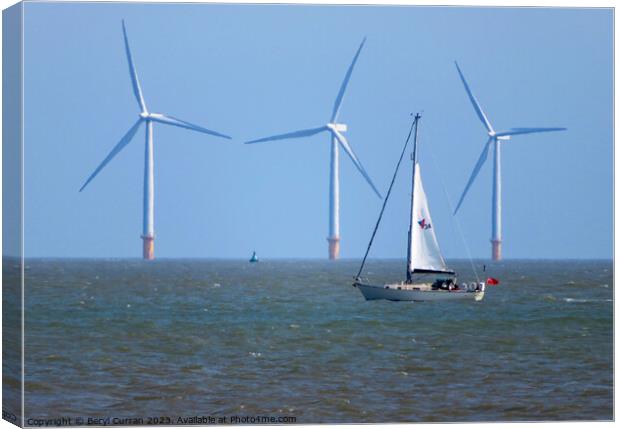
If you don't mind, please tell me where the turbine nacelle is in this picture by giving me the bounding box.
[326,123,347,133]
[139,111,150,119]
[488,132,511,141]
[488,130,510,141]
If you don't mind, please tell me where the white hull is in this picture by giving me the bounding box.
[354,282,484,302]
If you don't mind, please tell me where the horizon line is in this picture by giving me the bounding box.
[4,256,614,262]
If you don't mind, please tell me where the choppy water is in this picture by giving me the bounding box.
[10,259,614,422]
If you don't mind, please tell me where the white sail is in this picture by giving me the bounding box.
[408,163,449,273]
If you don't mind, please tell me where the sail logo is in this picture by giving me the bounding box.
[418,218,431,230]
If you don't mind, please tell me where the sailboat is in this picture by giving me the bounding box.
[353,113,485,302]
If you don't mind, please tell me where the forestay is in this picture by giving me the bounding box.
[408,163,449,274]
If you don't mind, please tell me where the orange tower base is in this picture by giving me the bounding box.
[491,239,502,261]
[142,236,154,260]
[327,237,340,260]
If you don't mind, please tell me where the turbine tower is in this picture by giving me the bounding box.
[453,61,566,261]
[245,38,381,260]
[80,21,231,260]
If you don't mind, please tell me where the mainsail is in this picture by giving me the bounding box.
[408,163,449,274]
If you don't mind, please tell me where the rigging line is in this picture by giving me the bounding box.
[355,114,419,281]
[428,147,480,283]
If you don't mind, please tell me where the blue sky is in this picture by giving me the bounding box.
[22,3,612,259]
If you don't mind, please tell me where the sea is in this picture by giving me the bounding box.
[4,259,614,423]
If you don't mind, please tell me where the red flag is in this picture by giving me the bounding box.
[486,277,500,285]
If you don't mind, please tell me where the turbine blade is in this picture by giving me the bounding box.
[245,126,327,144]
[332,129,382,199]
[122,20,147,112]
[150,114,232,139]
[453,138,492,215]
[454,61,494,133]
[79,119,142,192]
[330,37,366,122]
[494,127,567,137]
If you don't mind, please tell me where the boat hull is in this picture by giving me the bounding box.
[354,282,484,302]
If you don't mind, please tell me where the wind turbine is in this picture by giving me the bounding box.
[245,38,381,260]
[453,61,566,261]
[80,21,231,260]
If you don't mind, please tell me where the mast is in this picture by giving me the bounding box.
[354,115,418,281]
[406,113,421,283]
